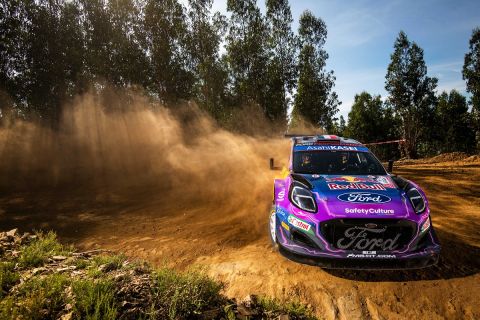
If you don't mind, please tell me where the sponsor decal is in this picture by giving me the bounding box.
[347,253,396,259]
[306,145,358,151]
[276,207,288,219]
[345,208,395,215]
[328,183,386,191]
[281,221,290,231]
[421,217,431,233]
[338,192,391,204]
[337,226,401,251]
[277,189,285,201]
[325,176,396,189]
[326,176,376,183]
[294,145,369,152]
[287,215,313,234]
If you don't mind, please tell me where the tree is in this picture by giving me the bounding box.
[345,92,390,142]
[225,0,269,113]
[264,0,297,121]
[187,0,229,119]
[463,27,480,150]
[144,0,194,104]
[434,90,475,153]
[0,0,33,120]
[106,0,149,88]
[385,31,437,158]
[331,115,346,136]
[344,92,400,159]
[293,10,339,132]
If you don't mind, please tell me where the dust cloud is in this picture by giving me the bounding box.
[0,89,290,236]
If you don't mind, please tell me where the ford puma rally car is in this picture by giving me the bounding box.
[269,135,440,269]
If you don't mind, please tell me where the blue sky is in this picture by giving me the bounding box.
[211,0,480,119]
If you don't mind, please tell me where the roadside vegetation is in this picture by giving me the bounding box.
[2,2,478,159]
[0,229,315,320]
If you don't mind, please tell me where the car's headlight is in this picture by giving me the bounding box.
[289,183,317,213]
[406,187,426,214]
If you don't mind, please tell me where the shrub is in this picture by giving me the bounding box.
[13,273,70,320]
[72,279,118,320]
[257,296,316,320]
[0,262,19,298]
[151,267,224,319]
[18,231,69,268]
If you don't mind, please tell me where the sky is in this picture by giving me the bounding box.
[211,0,480,119]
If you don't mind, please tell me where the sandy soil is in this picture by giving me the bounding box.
[1,158,479,320]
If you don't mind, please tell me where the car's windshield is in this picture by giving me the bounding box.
[293,150,386,175]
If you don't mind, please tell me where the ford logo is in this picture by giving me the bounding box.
[337,192,391,204]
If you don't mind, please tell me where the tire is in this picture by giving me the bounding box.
[269,207,279,251]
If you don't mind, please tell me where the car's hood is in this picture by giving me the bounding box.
[298,174,410,217]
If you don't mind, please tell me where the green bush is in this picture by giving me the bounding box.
[0,262,19,298]
[152,267,224,319]
[18,231,69,268]
[13,273,70,320]
[0,231,317,319]
[72,279,118,320]
[257,296,316,320]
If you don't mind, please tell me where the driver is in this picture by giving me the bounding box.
[300,154,312,169]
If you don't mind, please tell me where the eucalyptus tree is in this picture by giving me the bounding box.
[463,27,480,150]
[293,10,339,131]
[385,31,437,158]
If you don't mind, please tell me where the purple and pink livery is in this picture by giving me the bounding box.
[270,135,440,269]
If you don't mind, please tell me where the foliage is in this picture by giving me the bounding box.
[151,266,224,319]
[344,92,400,160]
[385,31,438,158]
[432,90,476,153]
[265,0,298,122]
[0,0,339,129]
[0,262,19,298]
[225,0,270,114]
[1,1,478,155]
[72,279,118,320]
[0,231,316,319]
[293,10,340,131]
[13,273,71,320]
[257,296,316,320]
[463,27,480,150]
[187,0,229,120]
[18,231,69,268]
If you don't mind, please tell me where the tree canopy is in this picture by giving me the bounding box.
[385,31,438,158]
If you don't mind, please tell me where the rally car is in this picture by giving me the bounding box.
[269,135,440,269]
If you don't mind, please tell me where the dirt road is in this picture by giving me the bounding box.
[0,97,479,319]
[1,158,479,320]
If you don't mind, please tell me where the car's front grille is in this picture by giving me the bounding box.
[320,219,416,251]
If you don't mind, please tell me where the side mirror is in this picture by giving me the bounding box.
[270,158,281,170]
[387,160,394,173]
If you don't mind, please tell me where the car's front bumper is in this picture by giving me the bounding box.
[275,221,441,270]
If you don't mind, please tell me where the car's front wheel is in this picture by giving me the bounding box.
[269,207,279,250]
